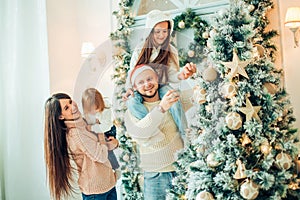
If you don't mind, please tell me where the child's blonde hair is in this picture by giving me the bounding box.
[82,88,108,113]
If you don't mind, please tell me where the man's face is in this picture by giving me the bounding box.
[133,69,159,98]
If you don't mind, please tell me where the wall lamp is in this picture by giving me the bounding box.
[285,7,300,48]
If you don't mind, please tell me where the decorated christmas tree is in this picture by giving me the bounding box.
[169,0,300,199]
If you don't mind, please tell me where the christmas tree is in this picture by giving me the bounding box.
[169,0,300,199]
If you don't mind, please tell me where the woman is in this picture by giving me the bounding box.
[44,93,118,200]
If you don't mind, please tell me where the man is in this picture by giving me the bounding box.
[124,64,188,199]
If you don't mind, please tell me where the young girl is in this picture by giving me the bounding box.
[123,9,196,136]
[81,88,120,172]
[44,93,118,200]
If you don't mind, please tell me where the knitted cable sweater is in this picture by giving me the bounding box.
[65,117,116,195]
[124,100,184,172]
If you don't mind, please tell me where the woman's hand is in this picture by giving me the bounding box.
[178,62,197,80]
[122,88,134,101]
[159,90,180,112]
[97,133,106,145]
[106,137,119,150]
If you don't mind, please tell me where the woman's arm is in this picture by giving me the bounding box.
[68,129,109,163]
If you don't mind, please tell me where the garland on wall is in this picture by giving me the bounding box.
[110,1,209,199]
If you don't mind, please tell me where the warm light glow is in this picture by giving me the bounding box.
[285,7,300,47]
[285,7,300,28]
[81,42,95,58]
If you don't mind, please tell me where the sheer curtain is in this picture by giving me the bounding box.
[0,0,50,199]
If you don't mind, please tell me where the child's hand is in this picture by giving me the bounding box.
[178,62,197,80]
[106,137,119,150]
[122,88,134,101]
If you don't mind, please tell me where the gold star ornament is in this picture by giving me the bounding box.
[239,97,261,122]
[221,51,250,79]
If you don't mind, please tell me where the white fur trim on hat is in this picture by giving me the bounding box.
[130,65,155,85]
[143,9,174,39]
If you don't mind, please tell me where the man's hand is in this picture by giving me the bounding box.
[122,88,134,101]
[178,62,197,80]
[159,90,180,112]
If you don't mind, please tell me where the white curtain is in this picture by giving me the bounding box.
[0,0,50,199]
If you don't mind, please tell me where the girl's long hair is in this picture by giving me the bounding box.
[135,21,179,83]
[44,93,74,200]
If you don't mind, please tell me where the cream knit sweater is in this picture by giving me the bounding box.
[65,117,116,195]
[124,100,184,172]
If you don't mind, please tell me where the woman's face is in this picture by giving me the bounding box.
[59,99,81,121]
[152,21,169,47]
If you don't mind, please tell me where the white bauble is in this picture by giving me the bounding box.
[196,191,214,200]
[275,152,292,170]
[203,67,217,82]
[209,29,217,38]
[188,50,195,57]
[221,82,237,98]
[122,154,130,162]
[248,4,255,12]
[206,152,221,168]
[178,20,185,29]
[226,112,242,130]
[240,180,259,200]
[193,86,206,104]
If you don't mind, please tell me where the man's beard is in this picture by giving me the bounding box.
[137,89,158,99]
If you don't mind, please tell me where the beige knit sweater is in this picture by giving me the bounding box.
[124,100,184,172]
[65,117,116,195]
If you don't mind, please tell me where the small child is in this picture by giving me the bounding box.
[82,88,120,173]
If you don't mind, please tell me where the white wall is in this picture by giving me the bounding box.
[47,0,115,99]
[278,0,300,135]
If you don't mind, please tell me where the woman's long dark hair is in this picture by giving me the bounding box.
[135,21,179,83]
[44,93,74,200]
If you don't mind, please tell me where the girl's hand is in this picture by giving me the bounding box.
[159,90,180,112]
[122,88,134,101]
[178,62,197,80]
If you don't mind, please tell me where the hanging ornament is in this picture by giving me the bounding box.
[196,191,214,200]
[225,112,242,130]
[260,141,271,155]
[206,152,221,168]
[178,20,185,29]
[188,50,195,57]
[240,179,259,200]
[203,66,218,82]
[253,44,265,58]
[248,4,255,12]
[240,133,252,146]
[202,31,209,39]
[209,29,217,38]
[192,86,207,104]
[122,153,130,162]
[275,152,292,170]
[263,82,277,95]
[233,159,247,179]
[221,51,250,80]
[221,82,237,98]
[239,97,261,122]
